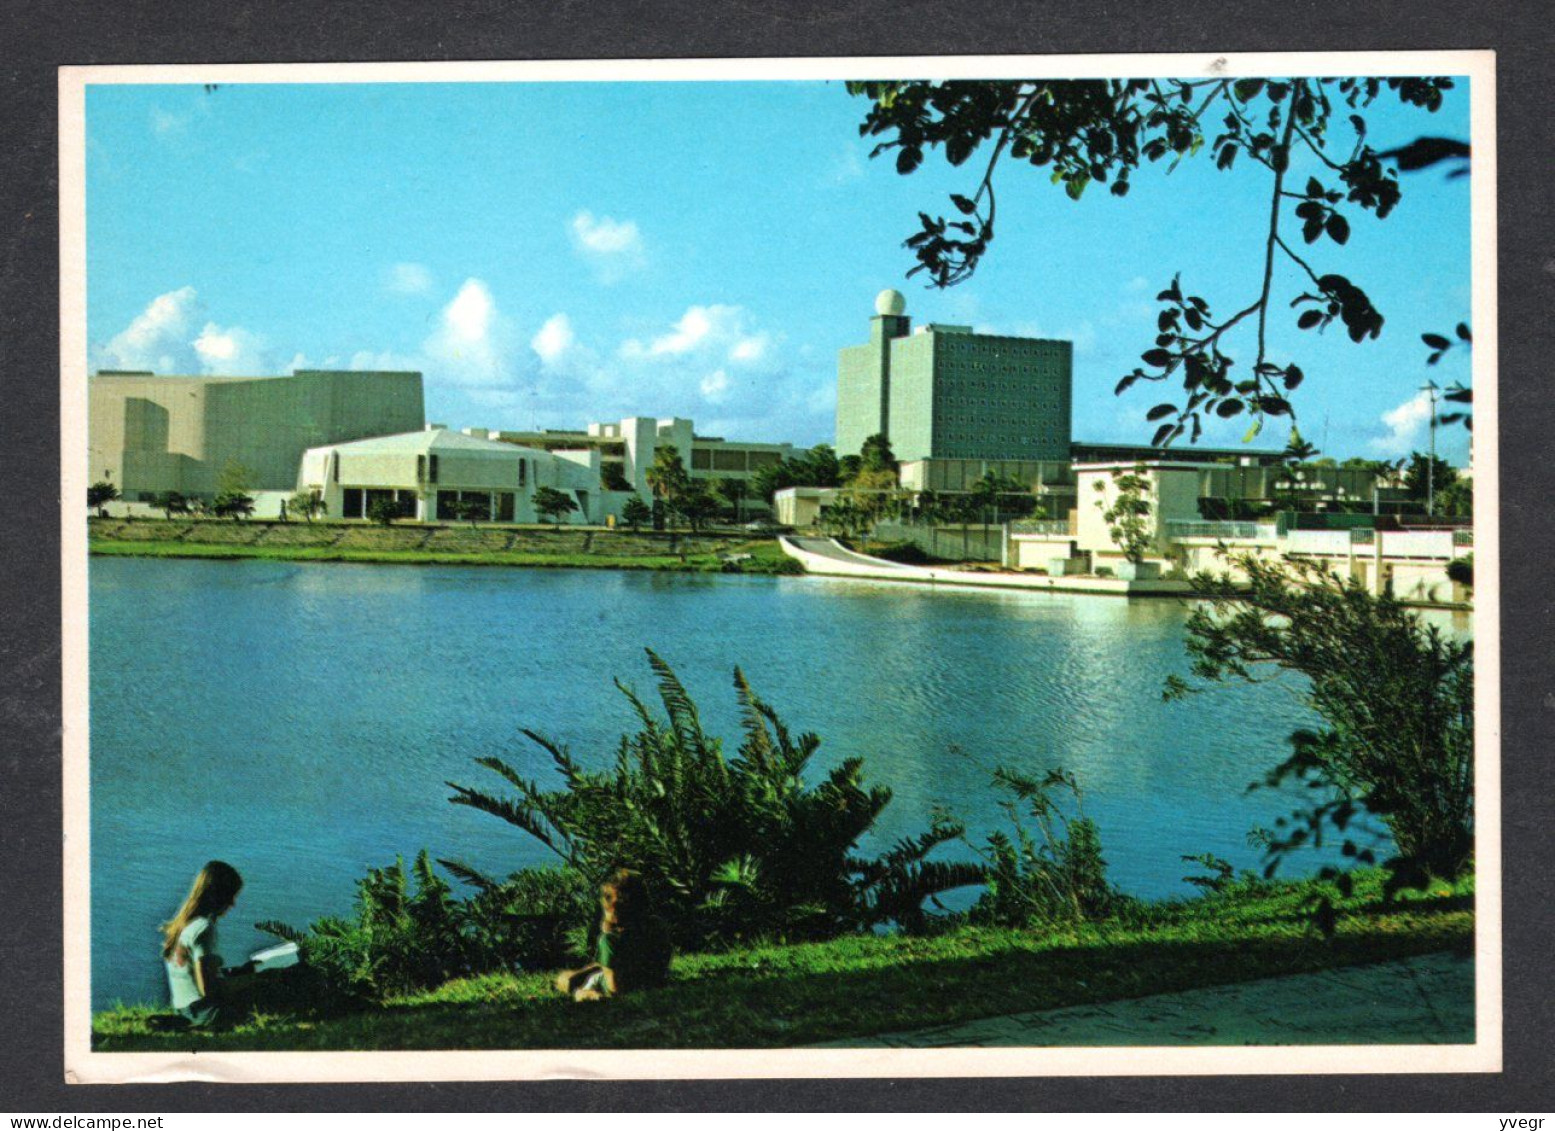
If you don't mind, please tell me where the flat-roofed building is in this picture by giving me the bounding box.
[836,290,1072,463]
[473,416,795,503]
[89,368,424,501]
[296,427,600,524]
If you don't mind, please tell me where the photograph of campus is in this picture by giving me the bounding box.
[70,60,1488,1072]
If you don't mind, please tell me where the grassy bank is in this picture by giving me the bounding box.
[88,518,799,575]
[93,870,1472,1051]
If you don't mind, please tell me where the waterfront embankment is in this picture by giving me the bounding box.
[91,869,1473,1052]
[87,518,799,574]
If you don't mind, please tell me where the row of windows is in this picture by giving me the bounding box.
[688,447,785,472]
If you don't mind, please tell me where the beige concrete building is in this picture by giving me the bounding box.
[89,368,425,501]
[469,416,794,509]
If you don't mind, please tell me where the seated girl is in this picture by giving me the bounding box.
[555,869,673,1001]
[161,860,251,1027]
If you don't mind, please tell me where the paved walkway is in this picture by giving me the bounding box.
[817,951,1475,1048]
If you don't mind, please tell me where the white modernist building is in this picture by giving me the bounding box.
[296,428,607,525]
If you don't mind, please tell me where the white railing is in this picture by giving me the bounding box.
[1285,529,1354,556]
[1379,530,1458,559]
[1009,519,1074,536]
[1165,520,1264,540]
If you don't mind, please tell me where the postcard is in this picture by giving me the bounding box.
[60,50,1499,1084]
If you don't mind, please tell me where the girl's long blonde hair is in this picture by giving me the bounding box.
[161,860,243,958]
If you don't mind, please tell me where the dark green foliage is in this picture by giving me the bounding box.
[1180,853,1238,893]
[600,461,632,492]
[1171,552,1473,886]
[1446,554,1473,589]
[532,486,578,525]
[621,495,652,531]
[967,767,1121,928]
[448,651,984,948]
[258,852,591,1003]
[366,497,400,526]
[749,443,843,503]
[210,491,255,521]
[673,485,720,532]
[856,433,898,476]
[151,491,189,520]
[966,471,1038,524]
[88,480,121,516]
[438,862,596,972]
[1402,451,1458,508]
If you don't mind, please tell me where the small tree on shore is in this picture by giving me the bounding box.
[533,486,578,527]
[1094,465,1153,565]
[622,495,652,532]
[289,489,327,524]
[367,497,400,527]
[212,461,256,522]
[678,485,721,533]
[152,491,190,521]
[87,480,120,517]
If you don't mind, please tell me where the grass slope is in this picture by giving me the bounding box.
[93,871,1472,1051]
[89,522,798,575]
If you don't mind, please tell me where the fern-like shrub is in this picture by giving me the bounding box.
[258,852,593,1002]
[447,650,985,948]
[966,768,1124,928]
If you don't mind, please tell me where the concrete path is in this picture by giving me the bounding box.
[816,951,1474,1047]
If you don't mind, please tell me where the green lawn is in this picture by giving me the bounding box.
[89,532,800,575]
[92,870,1473,1051]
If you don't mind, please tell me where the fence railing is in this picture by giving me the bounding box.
[1009,519,1074,536]
[1164,520,1267,540]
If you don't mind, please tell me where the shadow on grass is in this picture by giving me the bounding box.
[93,916,1473,1053]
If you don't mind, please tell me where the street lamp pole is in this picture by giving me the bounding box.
[1420,380,1440,519]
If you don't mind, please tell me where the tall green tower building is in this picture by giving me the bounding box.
[835,290,1073,463]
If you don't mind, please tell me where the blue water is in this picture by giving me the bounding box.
[91,556,1375,1009]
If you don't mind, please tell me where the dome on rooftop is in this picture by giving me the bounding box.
[875,289,907,317]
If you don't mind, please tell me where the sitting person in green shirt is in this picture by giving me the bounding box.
[554,869,672,1000]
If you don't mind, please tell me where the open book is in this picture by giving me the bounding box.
[248,941,300,973]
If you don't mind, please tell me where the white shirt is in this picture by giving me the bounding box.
[164,916,217,1009]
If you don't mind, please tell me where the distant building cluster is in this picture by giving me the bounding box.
[87,289,1441,550]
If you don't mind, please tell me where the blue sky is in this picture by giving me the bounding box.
[85,77,1473,464]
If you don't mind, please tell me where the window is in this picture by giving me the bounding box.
[497,492,515,522]
[519,459,527,487]
[428,454,439,484]
[331,453,340,483]
[342,487,364,519]
[416,454,426,483]
[690,448,714,470]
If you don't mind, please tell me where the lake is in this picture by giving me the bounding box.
[89,556,1422,1009]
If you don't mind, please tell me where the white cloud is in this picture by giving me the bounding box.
[530,313,577,366]
[700,369,731,402]
[1369,391,1434,456]
[193,322,270,373]
[569,211,645,280]
[348,349,421,373]
[385,262,433,295]
[620,304,776,369]
[421,278,514,388]
[1126,275,1150,292]
[729,333,769,364]
[94,286,202,372]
